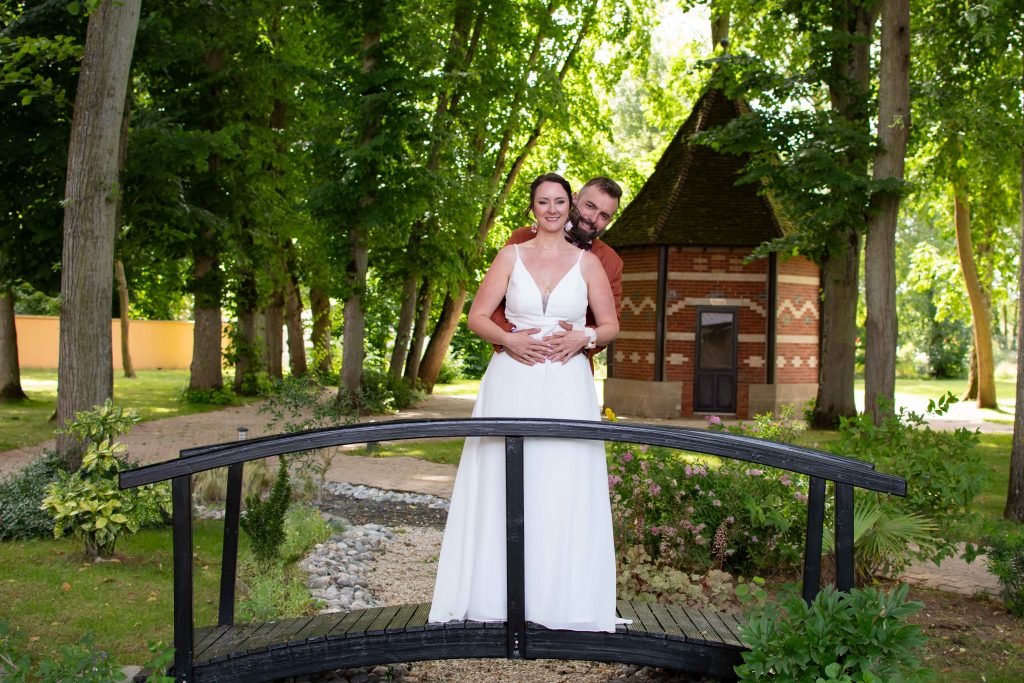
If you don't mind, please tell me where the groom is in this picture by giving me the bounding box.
[490,176,624,367]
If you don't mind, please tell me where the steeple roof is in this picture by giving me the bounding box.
[605,87,789,248]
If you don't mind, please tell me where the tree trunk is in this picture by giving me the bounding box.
[1006,143,1024,522]
[710,1,730,50]
[864,0,910,425]
[284,270,307,378]
[55,0,141,469]
[404,277,432,383]
[310,284,332,376]
[418,289,468,392]
[389,275,419,380]
[189,250,223,391]
[263,293,284,380]
[114,259,136,378]
[233,267,262,395]
[963,337,979,400]
[812,226,861,428]
[340,234,369,395]
[0,288,27,401]
[953,186,997,408]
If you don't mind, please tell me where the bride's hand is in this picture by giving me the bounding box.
[503,328,547,365]
[542,321,588,363]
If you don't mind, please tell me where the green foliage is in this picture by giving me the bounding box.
[40,403,169,558]
[616,544,740,610]
[59,398,140,448]
[0,622,174,683]
[237,505,332,621]
[832,394,983,561]
[0,451,68,541]
[607,425,809,574]
[735,584,932,683]
[240,458,292,568]
[984,523,1024,617]
[821,501,938,583]
[447,314,493,380]
[706,405,806,444]
[178,385,238,406]
[280,505,333,565]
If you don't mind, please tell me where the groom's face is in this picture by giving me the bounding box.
[573,186,619,239]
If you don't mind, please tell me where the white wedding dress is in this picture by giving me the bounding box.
[429,245,619,632]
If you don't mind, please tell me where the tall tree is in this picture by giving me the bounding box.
[55,0,141,467]
[1009,140,1024,522]
[863,0,910,424]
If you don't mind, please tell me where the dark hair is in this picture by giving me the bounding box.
[580,176,622,202]
[525,172,574,217]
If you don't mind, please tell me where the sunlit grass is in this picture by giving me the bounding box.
[0,369,253,453]
[0,520,225,663]
[353,438,464,466]
[431,379,480,397]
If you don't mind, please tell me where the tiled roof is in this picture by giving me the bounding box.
[605,88,788,249]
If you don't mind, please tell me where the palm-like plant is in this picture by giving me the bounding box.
[822,501,938,583]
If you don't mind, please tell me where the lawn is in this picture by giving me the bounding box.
[0,369,250,453]
[0,519,225,664]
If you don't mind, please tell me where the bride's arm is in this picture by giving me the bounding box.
[467,247,545,361]
[581,252,619,345]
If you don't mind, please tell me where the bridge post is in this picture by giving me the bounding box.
[218,462,243,625]
[835,483,855,591]
[801,476,826,604]
[505,436,526,659]
[171,475,195,682]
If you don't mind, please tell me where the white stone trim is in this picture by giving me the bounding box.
[778,274,819,286]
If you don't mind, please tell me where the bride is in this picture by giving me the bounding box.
[429,172,621,632]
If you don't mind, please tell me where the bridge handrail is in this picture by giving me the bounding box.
[117,417,907,682]
[119,417,904,496]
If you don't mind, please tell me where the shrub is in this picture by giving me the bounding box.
[706,404,805,444]
[0,451,68,541]
[240,458,292,568]
[40,401,170,558]
[178,385,238,406]
[607,441,808,575]
[616,544,740,609]
[831,393,982,562]
[984,523,1024,616]
[280,504,333,564]
[735,584,932,682]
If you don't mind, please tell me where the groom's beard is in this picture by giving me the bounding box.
[565,219,598,246]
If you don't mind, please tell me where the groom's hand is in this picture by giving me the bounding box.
[542,321,588,363]
[503,328,546,365]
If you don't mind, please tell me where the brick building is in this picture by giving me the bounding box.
[603,87,820,419]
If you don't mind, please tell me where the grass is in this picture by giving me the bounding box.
[0,368,252,453]
[0,519,226,663]
[356,438,464,466]
[431,379,480,397]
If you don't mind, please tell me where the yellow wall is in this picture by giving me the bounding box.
[14,315,202,370]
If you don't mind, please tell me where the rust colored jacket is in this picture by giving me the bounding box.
[489,226,623,362]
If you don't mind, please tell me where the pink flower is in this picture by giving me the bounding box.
[745,468,764,477]
[650,526,661,536]
[695,535,706,545]
[726,516,735,524]
[649,483,662,496]
[750,535,759,543]
[640,460,650,474]
[608,475,622,486]
[780,474,792,486]
[712,499,722,507]
[684,464,693,476]
[621,452,634,463]
[705,415,722,426]
[794,492,809,503]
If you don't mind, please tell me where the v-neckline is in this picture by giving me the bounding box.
[515,248,580,315]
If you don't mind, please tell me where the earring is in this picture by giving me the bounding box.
[564,221,574,231]
[530,221,538,233]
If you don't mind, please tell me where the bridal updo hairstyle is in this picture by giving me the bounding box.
[525,172,578,227]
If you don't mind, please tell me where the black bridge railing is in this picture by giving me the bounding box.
[119,418,906,682]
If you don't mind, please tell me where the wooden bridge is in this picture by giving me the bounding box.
[119,418,907,682]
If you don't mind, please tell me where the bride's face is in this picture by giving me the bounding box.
[531,182,571,233]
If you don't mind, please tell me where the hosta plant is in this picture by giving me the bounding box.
[40,402,169,559]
